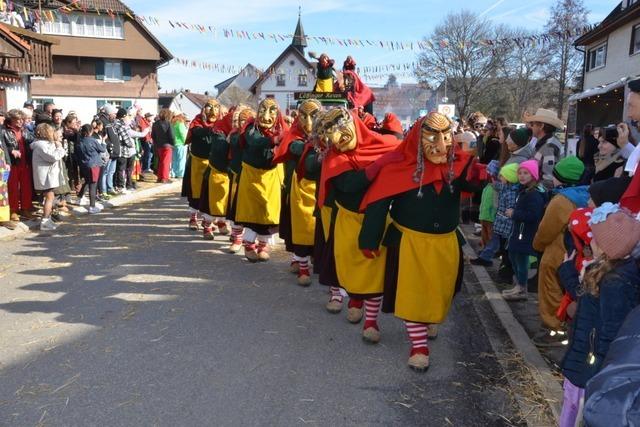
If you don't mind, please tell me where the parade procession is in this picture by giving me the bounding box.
[1,0,640,425]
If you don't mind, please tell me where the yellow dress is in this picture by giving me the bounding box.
[235,162,284,225]
[393,223,460,324]
[333,203,387,296]
[189,154,209,200]
[205,165,230,217]
[289,172,316,246]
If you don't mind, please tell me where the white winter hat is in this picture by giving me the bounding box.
[103,104,117,115]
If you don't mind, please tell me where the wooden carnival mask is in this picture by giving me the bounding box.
[257,98,279,130]
[204,99,221,123]
[234,106,255,130]
[297,99,322,137]
[321,107,357,153]
[421,112,453,165]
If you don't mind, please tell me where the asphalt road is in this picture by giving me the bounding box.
[0,192,525,426]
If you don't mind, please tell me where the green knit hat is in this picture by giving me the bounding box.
[499,163,519,184]
[553,156,585,185]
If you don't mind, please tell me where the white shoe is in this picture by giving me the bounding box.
[78,196,89,206]
[40,218,57,231]
[88,206,101,214]
[95,202,104,210]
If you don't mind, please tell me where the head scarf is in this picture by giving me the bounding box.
[318,110,400,207]
[359,116,472,211]
[343,70,375,108]
[273,118,307,164]
[568,208,594,271]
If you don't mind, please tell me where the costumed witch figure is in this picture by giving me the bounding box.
[225,106,256,253]
[341,58,375,114]
[316,107,402,335]
[199,108,235,239]
[273,99,322,285]
[310,53,336,93]
[235,98,289,262]
[358,112,483,372]
[182,99,223,229]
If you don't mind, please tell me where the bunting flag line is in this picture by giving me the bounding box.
[0,2,601,52]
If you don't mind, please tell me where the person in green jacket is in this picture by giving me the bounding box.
[171,112,188,178]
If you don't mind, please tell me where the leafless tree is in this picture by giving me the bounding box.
[543,0,589,116]
[415,10,507,118]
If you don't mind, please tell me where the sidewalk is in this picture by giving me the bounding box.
[0,179,182,241]
[461,223,564,423]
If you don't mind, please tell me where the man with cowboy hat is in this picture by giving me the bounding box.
[524,108,564,190]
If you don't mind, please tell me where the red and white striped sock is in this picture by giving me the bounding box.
[364,296,382,331]
[243,240,256,252]
[231,225,243,244]
[189,212,197,222]
[256,239,269,254]
[202,221,213,235]
[329,287,343,303]
[405,321,429,356]
[298,256,310,276]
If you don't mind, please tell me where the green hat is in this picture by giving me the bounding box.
[499,163,519,184]
[553,156,585,185]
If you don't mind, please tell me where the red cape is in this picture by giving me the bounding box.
[359,116,472,211]
[185,114,216,144]
[318,111,401,207]
[212,108,235,136]
[343,70,375,108]
[621,172,640,213]
[273,119,306,164]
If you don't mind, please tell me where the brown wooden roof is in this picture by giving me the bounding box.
[0,24,57,77]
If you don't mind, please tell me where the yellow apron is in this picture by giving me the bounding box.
[290,172,316,246]
[235,162,283,225]
[228,171,239,209]
[320,205,333,242]
[393,223,460,324]
[206,165,230,217]
[189,154,209,199]
[334,203,387,295]
[314,77,333,93]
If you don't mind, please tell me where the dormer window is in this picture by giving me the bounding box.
[43,13,124,39]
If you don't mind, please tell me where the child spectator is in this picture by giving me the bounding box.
[478,160,499,247]
[502,160,546,301]
[75,124,106,214]
[471,162,519,267]
[557,203,640,427]
[30,123,66,231]
[504,127,535,165]
[532,156,589,347]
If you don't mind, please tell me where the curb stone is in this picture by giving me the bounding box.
[462,242,563,425]
[0,181,181,242]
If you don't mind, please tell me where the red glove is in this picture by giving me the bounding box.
[361,249,381,259]
[365,151,405,181]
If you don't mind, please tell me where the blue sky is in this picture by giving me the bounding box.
[126,0,615,94]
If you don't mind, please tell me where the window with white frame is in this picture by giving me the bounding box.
[631,24,640,55]
[586,42,607,71]
[276,74,286,87]
[43,13,124,39]
[298,73,308,87]
[104,60,123,81]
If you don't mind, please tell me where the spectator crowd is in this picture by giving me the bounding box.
[0,101,190,231]
[461,78,640,426]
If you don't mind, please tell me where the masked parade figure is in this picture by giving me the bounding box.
[225,106,256,253]
[316,107,402,337]
[358,112,483,372]
[199,108,235,239]
[182,99,223,229]
[274,99,322,285]
[311,53,336,93]
[234,98,289,262]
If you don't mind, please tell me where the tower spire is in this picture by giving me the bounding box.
[291,10,307,54]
